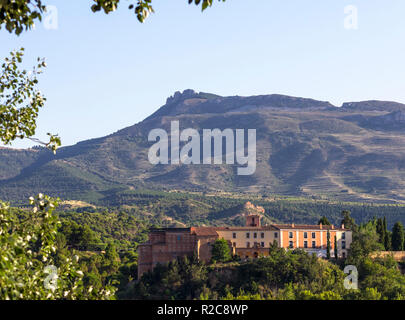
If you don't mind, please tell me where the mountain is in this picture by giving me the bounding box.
[2,89,405,204]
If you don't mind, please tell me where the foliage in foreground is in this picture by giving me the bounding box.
[0,49,61,152]
[0,0,225,35]
[0,195,115,300]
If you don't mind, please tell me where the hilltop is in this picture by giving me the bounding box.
[2,90,405,204]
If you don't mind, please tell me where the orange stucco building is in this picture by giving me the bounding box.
[137,203,352,278]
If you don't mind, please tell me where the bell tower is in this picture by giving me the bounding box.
[246,214,261,227]
[243,201,264,227]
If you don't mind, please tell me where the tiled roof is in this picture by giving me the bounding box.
[191,225,279,236]
[191,227,219,236]
[220,226,279,231]
[273,224,348,231]
[151,224,349,236]
[150,227,191,233]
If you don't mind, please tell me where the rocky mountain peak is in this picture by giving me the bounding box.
[166,89,199,105]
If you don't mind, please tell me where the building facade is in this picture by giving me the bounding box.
[137,203,352,278]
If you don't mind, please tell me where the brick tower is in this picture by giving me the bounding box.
[243,201,264,227]
[245,214,261,227]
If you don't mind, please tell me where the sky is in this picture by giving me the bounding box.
[1,0,405,149]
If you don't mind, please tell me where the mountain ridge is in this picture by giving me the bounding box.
[2,90,405,205]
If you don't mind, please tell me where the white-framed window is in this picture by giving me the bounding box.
[304,232,308,239]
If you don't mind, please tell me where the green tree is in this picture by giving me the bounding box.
[132,256,207,300]
[392,222,404,251]
[0,49,61,152]
[384,231,392,251]
[1,0,226,35]
[0,194,114,299]
[346,221,384,278]
[101,243,121,275]
[318,216,331,225]
[376,218,384,244]
[341,210,356,231]
[326,230,331,259]
[358,287,382,300]
[60,221,99,250]
[383,217,391,250]
[376,217,391,250]
[334,236,338,260]
[211,238,231,263]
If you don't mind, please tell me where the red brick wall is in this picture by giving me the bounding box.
[137,244,153,279]
[138,230,200,278]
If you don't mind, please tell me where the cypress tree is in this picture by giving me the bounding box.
[392,222,404,251]
[385,231,392,251]
[376,218,383,243]
[383,217,390,250]
[341,210,356,230]
[318,216,331,225]
[326,230,331,259]
[334,235,338,260]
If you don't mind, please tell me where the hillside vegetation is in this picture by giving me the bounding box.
[42,189,405,229]
[2,90,405,204]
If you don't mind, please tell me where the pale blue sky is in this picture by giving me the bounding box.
[1,0,405,148]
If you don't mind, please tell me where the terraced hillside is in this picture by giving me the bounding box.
[1,89,405,204]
